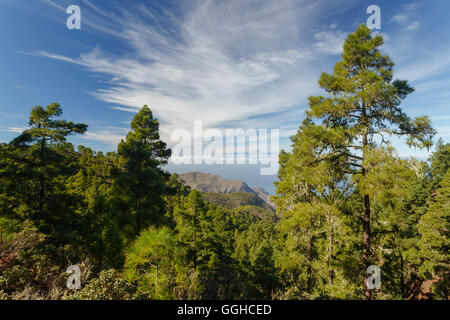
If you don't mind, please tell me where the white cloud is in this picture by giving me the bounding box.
[32,0,351,147]
[436,126,450,137]
[431,115,450,121]
[392,14,408,24]
[405,21,420,31]
[15,85,35,91]
[313,25,348,55]
[390,2,422,32]
[395,50,450,82]
[0,124,127,147]
[403,2,424,12]
[80,128,126,146]
[0,127,27,134]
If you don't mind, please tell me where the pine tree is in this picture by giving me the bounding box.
[234,218,279,299]
[11,103,87,217]
[360,147,425,298]
[275,25,435,299]
[428,139,450,189]
[68,146,123,269]
[3,104,86,242]
[173,190,206,272]
[417,147,449,299]
[115,105,171,236]
[273,118,360,299]
[124,226,178,299]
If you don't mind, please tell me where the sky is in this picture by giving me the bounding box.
[0,0,449,193]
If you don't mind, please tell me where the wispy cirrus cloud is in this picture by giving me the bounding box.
[431,115,450,121]
[436,126,450,137]
[0,124,126,147]
[313,24,348,55]
[384,2,450,86]
[391,2,422,31]
[0,126,27,134]
[24,0,449,155]
[80,126,128,146]
[15,86,36,91]
[29,0,353,147]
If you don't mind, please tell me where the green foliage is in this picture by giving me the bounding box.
[66,269,138,300]
[200,191,274,212]
[114,106,172,237]
[234,219,279,299]
[124,226,180,299]
[0,26,447,300]
[0,221,68,299]
[273,24,442,300]
[418,170,449,299]
[428,139,450,189]
[3,104,87,244]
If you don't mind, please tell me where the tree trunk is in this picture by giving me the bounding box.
[306,235,312,294]
[328,224,334,286]
[400,253,405,298]
[155,262,159,298]
[98,203,104,270]
[363,194,371,300]
[361,103,372,300]
[38,137,46,218]
[39,176,45,217]
[136,197,141,235]
[193,211,197,272]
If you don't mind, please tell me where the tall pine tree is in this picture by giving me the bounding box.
[115,106,171,237]
[275,25,435,299]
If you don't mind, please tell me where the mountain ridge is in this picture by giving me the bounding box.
[178,171,274,208]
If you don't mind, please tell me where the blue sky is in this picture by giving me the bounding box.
[0,0,449,193]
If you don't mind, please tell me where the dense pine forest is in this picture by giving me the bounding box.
[0,25,448,300]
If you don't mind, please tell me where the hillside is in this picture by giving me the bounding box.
[251,186,275,208]
[200,191,274,212]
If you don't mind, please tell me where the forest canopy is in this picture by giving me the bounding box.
[0,25,448,300]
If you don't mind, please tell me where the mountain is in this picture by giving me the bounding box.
[251,186,275,208]
[178,172,255,194]
[178,172,274,208]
